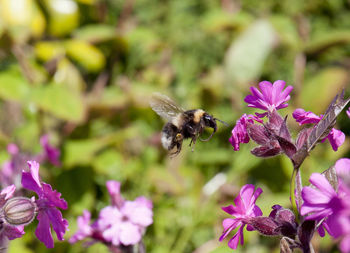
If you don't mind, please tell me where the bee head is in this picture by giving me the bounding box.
[203,113,217,131]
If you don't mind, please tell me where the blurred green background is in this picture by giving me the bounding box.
[0,0,349,252]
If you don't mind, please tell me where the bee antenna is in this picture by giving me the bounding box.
[214,118,229,127]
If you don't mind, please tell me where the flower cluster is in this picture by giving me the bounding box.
[0,160,68,249]
[230,80,346,155]
[222,81,350,252]
[70,180,153,249]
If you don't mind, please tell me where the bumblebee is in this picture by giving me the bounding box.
[150,92,227,156]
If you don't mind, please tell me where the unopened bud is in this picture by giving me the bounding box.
[2,197,36,225]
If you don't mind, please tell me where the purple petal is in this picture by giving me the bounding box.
[69,210,92,243]
[4,225,24,240]
[46,207,69,241]
[102,224,120,245]
[0,184,16,200]
[309,173,337,197]
[21,161,42,195]
[301,186,332,206]
[106,180,124,208]
[335,158,350,178]
[35,211,54,248]
[327,128,345,151]
[229,114,252,151]
[221,205,236,216]
[347,108,350,118]
[340,234,350,253]
[259,81,273,104]
[271,80,285,105]
[292,108,320,125]
[119,222,142,245]
[122,200,153,227]
[42,183,68,210]
[227,227,243,249]
[239,184,255,210]
[221,218,240,236]
[98,206,122,230]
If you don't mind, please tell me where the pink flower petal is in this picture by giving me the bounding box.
[119,222,142,245]
[35,211,54,248]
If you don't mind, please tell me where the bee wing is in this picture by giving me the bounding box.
[150,92,185,121]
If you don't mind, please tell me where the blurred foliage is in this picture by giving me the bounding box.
[0,0,349,252]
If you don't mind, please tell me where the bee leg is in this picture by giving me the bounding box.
[189,134,199,152]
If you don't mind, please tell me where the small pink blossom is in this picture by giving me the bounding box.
[70,181,153,247]
[244,80,293,116]
[220,184,263,249]
[21,161,68,248]
[98,193,153,246]
[292,108,345,151]
[229,114,262,151]
[40,135,61,167]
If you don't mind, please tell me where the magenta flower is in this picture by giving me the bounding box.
[347,108,350,118]
[220,184,263,249]
[244,80,293,116]
[229,114,262,151]
[40,135,61,167]
[21,161,68,248]
[292,108,345,151]
[98,194,153,246]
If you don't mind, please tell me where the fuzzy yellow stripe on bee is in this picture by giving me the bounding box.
[193,109,205,123]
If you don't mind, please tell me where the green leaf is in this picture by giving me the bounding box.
[64,39,106,72]
[0,71,31,102]
[31,84,84,122]
[225,20,277,88]
[63,138,108,167]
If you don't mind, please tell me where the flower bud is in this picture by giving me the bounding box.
[2,197,36,225]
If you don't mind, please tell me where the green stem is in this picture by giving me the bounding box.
[290,167,298,216]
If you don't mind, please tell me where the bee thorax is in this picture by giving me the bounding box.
[193,109,205,123]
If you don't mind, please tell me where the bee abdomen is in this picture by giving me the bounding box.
[161,122,178,150]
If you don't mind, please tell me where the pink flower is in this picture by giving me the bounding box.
[70,180,153,247]
[219,184,263,249]
[40,135,61,167]
[98,189,153,246]
[292,108,345,151]
[244,80,293,116]
[229,114,262,151]
[347,108,350,118]
[21,161,68,248]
